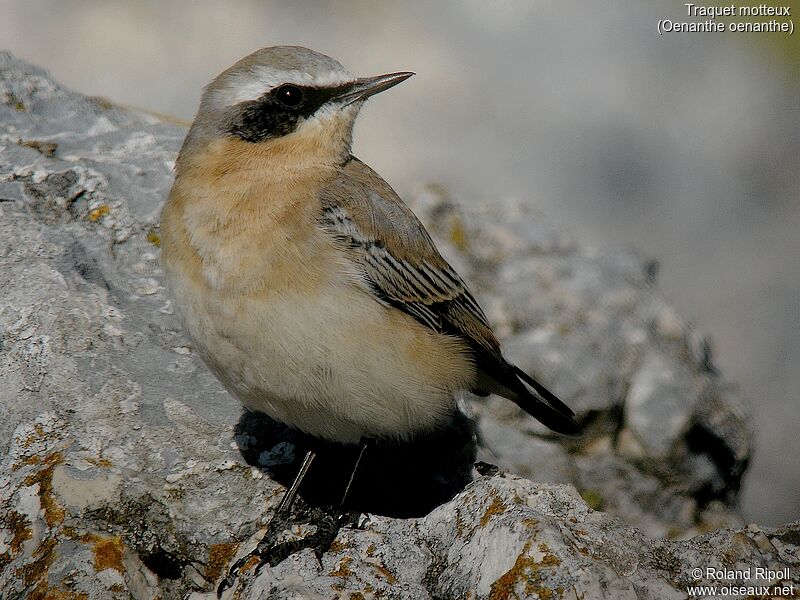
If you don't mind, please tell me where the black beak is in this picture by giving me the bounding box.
[335,72,415,106]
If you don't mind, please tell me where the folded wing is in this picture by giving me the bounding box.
[318,156,579,435]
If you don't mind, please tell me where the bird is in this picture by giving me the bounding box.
[159,45,579,588]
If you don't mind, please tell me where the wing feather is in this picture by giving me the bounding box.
[319,158,501,360]
[318,156,579,436]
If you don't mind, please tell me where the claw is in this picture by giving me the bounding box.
[216,506,361,596]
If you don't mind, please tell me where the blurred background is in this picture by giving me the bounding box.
[1,0,797,524]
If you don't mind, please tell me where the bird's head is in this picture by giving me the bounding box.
[180,46,413,172]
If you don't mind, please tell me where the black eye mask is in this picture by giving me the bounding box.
[228,82,354,143]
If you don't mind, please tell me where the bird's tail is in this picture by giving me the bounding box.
[475,359,580,436]
[510,366,580,436]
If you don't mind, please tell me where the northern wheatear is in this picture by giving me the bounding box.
[161,45,578,584]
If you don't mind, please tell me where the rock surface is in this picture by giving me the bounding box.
[0,53,795,599]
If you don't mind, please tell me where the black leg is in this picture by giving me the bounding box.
[217,449,316,597]
[251,443,369,574]
[276,449,316,514]
[340,442,368,508]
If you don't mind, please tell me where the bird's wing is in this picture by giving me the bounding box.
[319,156,503,362]
[318,157,579,435]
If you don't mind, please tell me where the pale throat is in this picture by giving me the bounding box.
[188,111,356,182]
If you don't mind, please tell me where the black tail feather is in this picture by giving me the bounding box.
[512,391,581,436]
[510,366,580,436]
[512,366,575,418]
[473,354,580,436]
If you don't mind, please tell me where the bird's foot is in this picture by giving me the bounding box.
[216,506,360,597]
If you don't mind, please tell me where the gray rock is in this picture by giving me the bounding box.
[625,349,697,458]
[0,53,787,599]
[408,189,753,537]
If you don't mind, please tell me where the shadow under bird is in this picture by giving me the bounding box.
[159,45,579,592]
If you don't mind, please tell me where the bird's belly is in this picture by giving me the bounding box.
[169,271,473,443]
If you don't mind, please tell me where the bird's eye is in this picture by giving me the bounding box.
[275,84,304,107]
